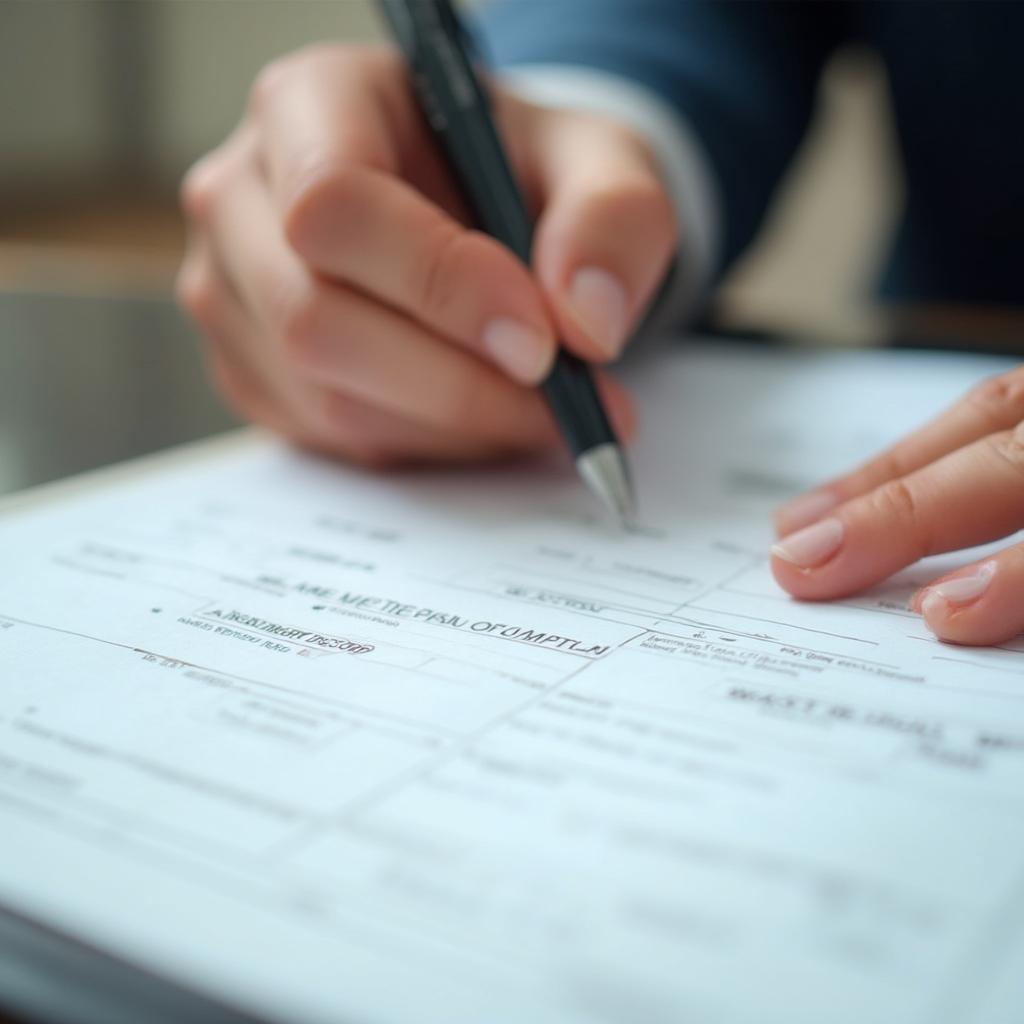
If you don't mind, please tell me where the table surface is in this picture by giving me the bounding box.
[0,289,238,498]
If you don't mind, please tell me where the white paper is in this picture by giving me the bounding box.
[1,343,1023,1024]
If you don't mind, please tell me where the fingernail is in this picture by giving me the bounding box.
[566,266,629,358]
[920,561,996,619]
[482,317,553,384]
[920,591,946,622]
[771,517,844,569]
[775,490,839,534]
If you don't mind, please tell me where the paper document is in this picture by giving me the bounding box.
[1,343,1023,1023]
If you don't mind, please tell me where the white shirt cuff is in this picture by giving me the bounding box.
[499,64,722,331]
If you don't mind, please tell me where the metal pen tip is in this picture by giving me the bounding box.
[576,443,637,528]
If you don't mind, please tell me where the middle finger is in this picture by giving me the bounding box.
[775,368,1024,536]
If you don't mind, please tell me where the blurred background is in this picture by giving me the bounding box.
[0,0,900,496]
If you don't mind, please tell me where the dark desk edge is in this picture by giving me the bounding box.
[0,902,265,1024]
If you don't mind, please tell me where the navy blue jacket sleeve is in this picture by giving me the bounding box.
[477,0,846,276]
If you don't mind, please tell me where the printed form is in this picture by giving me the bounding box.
[1,344,1023,1024]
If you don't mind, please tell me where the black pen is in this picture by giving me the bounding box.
[377,0,636,524]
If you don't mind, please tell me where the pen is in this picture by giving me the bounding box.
[377,0,636,525]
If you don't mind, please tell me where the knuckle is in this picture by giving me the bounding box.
[966,370,1024,429]
[870,479,931,558]
[848,448,910,495]
[275,280,325,363]
[874,477,920,524]
[414,226,477,322]
[181,129,253,225]
[990,428,1024,478]
[180,156,221,224]
[175,263,218,328]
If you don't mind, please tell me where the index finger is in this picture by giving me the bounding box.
[248,45,559,386]
[771,424,1024,601]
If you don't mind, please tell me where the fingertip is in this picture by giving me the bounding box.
[918,590,982,644]
[533,162,676,364]
[558,266,631,362]
[771,518,845,571]
[919,591,950,638]
[769,554,812,600]
[915,560,1002,644]
[768,516,854,601]
[481,317,557,385]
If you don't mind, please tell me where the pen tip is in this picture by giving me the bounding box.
[576,443,637,528]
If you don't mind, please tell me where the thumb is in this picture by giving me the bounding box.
[524,105,678,362]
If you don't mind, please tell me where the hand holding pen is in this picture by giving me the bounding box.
[379,0,647,519]
[177,35,676,491]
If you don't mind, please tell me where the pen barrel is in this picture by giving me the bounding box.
[377,0,533,262]
[378,0,620,460]
[541,352,617,458]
